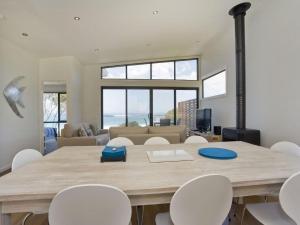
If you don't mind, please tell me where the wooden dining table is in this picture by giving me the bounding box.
[1,141,300,225]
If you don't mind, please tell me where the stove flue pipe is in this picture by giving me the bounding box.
[229,2,251,130]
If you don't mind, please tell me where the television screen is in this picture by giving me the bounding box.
[196,108,212,132]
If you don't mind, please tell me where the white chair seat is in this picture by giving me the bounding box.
[155,212,173,225]
[246,202,296,225]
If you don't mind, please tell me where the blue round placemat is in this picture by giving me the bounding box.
[198,148,238,160]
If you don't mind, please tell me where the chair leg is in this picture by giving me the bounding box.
[240,207,246,225]
[229,197,240,223]
[135,206,144,225]
[22,213,33,225]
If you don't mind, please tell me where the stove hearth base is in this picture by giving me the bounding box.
[222,128,260,146]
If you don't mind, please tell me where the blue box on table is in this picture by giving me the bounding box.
[101,146,127,162]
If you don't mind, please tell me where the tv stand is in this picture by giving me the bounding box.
[189,130,222,142]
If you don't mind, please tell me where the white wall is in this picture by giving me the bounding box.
[201,0,300,147]
[39,56,82,125]
[82,56,201,128]
[0,37,40,171]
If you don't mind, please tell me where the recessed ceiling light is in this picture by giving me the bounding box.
[21,33,29,37]
[74,16,80,21]
[152,10,159,15]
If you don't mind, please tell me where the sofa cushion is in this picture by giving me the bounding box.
[109,127,148,139]
[96,133,110,146]
[118,133,180,145]
[149,125,186,142]
[90,124,97,136]
[63,124,74,138]
[81,123,93,136]
[78,126,88,137]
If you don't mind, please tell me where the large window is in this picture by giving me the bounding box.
[102,89,126,128]
[101,87,198,131]
[153,90,174,124]
[102,66,126,79]
[202,70,226,98]
[127,89,150,127]
[152,62,174,80]
[101,58,198,80]
[127,64,150,79]
[43,92,67,136]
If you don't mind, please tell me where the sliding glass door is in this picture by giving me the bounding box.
[101,87,198,130]
[102,89,126,128]
[127,89,150,127]
[153,90,174,125]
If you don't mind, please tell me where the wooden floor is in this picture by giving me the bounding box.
[10,197,267,225]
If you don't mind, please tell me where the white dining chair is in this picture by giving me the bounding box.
[11,149,43,225]
[262,141,300,202]
[144,137,170,145]
[155,174,233,225]
[12,149,43,171]
[271,141,300,157]
[107,137,134,147]
[184,136,208,144]
[49,184,132,225]
[242,171,300,225]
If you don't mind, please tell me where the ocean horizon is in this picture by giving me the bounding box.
[103,113,168,128]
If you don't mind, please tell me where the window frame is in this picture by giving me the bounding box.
[100,58,199,81]
[126,63,151,80]
[101,65,127,79]
[202,69,227,99]
[43,92,67,136]
[101,86,199,129]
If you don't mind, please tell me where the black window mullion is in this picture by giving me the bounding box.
[150,89,153,126]
[125,89,128,126]
[150,63,152,80]
[101,88,103,128]
[173,61,176,80]
[58,93,61,135]
[58,93,61,123]
[174,89,177,125]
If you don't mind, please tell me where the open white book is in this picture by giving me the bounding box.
[147,149,194,163]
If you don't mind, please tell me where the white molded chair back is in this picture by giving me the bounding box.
[279,171,300,224]
[170,174,233,225]
[49,184,132,225]
[12,149,43,171]
[184,136,208,144]
[107,137,134,147]
[271,141,300,157]
[144,137,170,145]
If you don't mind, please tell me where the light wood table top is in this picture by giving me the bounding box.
[1,141,300,216]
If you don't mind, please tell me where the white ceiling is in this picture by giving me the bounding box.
[0,0,259,64]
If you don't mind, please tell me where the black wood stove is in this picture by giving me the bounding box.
[222,2,260,145]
